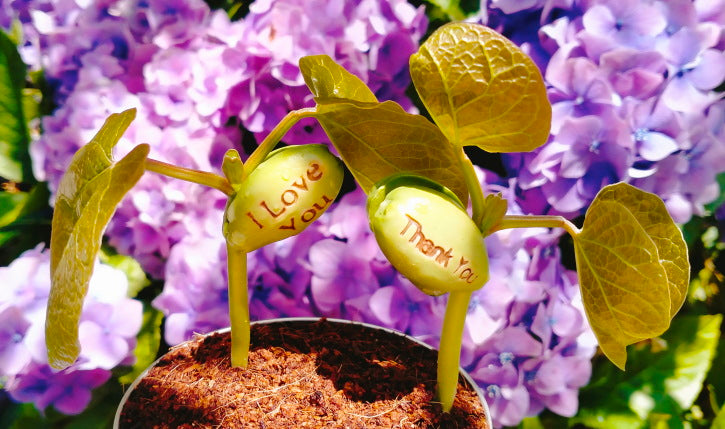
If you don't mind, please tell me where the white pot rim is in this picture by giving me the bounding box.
[114,317,491,428]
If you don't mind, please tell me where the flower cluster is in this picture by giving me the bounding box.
[0,247,142,414]
[152,169,596,427]
[3,0,427,278]
[482,0,725,222]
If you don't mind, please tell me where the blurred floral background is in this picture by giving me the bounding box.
[0,0,723,427]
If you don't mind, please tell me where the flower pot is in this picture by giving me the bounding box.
[115,317,491,428]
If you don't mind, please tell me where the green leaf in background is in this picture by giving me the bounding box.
[46,109,149,370]
[574,182,690,370]
[714,405,725,429]
[314,99,469,204]
[410,22,551,152]
[421,0,466,20]
[0,30,32,182]
[575,315,722,429]
[118,303,163,385]
[0,189,27,226]
[299,55,378,103]
[0,183,52,265]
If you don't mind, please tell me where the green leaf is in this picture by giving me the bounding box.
[574,182,690,369]
[593,183,690,317]
[410,22,551,152]
[314,99,469,204]
[46,109,149,369]
[0,190,27,227]
[714,405,725,429]
[575,315,721,429]
[422,0,466,20]
[0,183,52,265]
[299,55,378,103]
[0,30,31,182]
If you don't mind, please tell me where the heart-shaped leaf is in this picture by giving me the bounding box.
[410,22,551,152]
[314,99,469,204]
[593,183,689,317]
[46,109,149,369]
[574,182,689,370]
[300,55,378,103]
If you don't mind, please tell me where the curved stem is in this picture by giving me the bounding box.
[145,158,234,196]
[226,243,250,368]
[458,147,486,227]
[438,290,473,413]
[243,108,318,178]
[490,214,581,237]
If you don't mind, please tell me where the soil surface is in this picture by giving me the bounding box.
[118,319,489,428]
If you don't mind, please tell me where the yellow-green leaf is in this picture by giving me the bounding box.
[594,183,689,317]
[46,109,148,369]
[410,22,551,152]
[314,99,468,204]
[299,55,378,103]
[574,183,689,370]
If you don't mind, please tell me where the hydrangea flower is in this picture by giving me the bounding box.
[483,0,725,221]
[8,0,427,278]
[0,247,142,415]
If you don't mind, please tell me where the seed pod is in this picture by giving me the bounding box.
[368,175,489,295]
[224,144,343,252]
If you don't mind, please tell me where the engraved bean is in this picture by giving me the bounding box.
[367,176,488,295]
[224,144,343,252]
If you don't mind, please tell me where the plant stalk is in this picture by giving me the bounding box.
[458,147,486,227]
[438,290,473,413]
[491,214,581,237]
[145,158,234,196]
[226,243,250,368]
[242,108,318,177]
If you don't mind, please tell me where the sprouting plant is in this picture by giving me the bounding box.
[45,22,689,414]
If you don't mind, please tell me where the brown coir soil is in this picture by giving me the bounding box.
[118,319,489,428]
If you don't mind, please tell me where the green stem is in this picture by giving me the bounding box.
[490,214,581,237]
[438,290,473,413]
[145,158,234,196]
[458,147,486,227]
[242,108,318,177]
[226,243,250,368]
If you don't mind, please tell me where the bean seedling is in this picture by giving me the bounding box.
[46,22,689,413]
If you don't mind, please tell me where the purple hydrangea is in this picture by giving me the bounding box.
[483,0,725,222]
[0,247,142,415]
[9,0,427,278]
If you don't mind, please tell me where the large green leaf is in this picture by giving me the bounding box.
[574,182,690,370]
[299,55,378,103]
[0,30,31,182]
[314,99,468,204]
[575,315,721,429]
[410,22,551,152]
[593,183,689,317]
[46,109,149,369]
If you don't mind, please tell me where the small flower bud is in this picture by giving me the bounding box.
[368,176,489,295]
[224,144,343,252]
